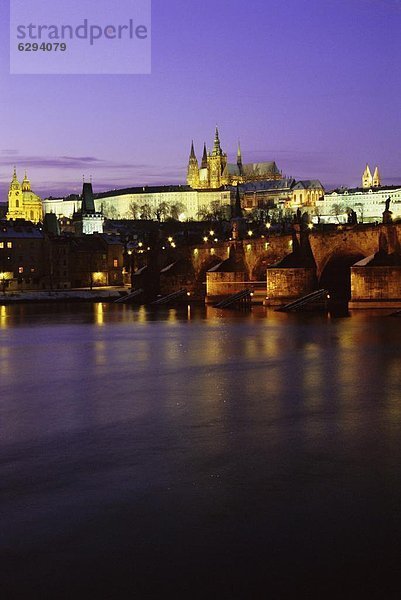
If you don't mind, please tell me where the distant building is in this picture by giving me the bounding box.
[0,219,46,291]
[0,218,124,291]
[43,185,233,222]
[237,179,324,212]
[187,127,282,189]
[316,185,401,223]
[290,180,325,208]
[362,164,381,189]
[6,168,43,224]
[69,234,124,288]
[73,181,105,235]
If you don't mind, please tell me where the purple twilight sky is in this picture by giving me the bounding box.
[0,0,401,200]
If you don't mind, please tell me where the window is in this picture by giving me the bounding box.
[7,242,12,249]
[18,266,24,274]
[0,242,3,249]
[113,259,118,268]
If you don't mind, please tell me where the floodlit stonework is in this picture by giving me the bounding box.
[6,168,43,224]
[187,127,282,189]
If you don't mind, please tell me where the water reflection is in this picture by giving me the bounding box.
[2,304,401,597]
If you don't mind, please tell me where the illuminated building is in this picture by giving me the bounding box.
[187,127,282,189]
[73,181,105,235]
[43,185,233,221]
[362,164,381,189]
[6,168,43,223]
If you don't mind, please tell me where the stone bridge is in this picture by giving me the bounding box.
[189,223,401,286]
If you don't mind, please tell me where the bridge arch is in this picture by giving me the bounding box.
[318,247,366,300]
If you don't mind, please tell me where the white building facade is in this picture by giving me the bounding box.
[43,186,233,221]
[315,186,401,223]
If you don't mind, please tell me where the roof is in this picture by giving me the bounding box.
[230,178,295,193]
[226,161,281,178]
[327,185,401,195]
[292,180,324,190]
[98,233,123,246]
[0,220,44,239]
[95,184,193,199]
[160,262,178,273]
[82,182,96,213]
[133,265,148,276]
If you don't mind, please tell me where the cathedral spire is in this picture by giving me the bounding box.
[237,140,243,175]
[213,126,223,156]
[373,165,381,188]
[362,164,373,189]
[201,143,208,169]
[187,140,200,188]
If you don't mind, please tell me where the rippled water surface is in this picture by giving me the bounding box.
[1,303,401,598]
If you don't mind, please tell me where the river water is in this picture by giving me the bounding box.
[1,303,401,598]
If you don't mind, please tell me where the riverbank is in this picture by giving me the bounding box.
[0,288,126,304]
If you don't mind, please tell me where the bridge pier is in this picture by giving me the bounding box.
[266,267,317,306]
[206,271,248,304]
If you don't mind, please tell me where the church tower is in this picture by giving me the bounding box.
[362,164,373,189]
[372,166,381,188]
[237,141,243,177]
[186,141,200,188]
[208,127,227,188]
[22,171,31,192]
[7,167,42,223]
[7,167,24,220]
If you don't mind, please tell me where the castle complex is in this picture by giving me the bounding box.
[187,127,282,189]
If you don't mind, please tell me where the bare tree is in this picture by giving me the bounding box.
[331,203,346,223]
[128,201,140,219]
[140,203,152,220]
[103,204,120,220]
[154,201,169,222]
[169,202,186,221]
[197,206,212,221]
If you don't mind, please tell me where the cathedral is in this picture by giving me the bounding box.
[362,164,381,189]
[187,127,282,189]
[7,167,43,223]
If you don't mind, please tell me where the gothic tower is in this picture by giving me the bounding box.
[208,127,227,188]
[186,141,200,188]
[362,164,373,189]
[201,143,208,169]
[372,166,381,188]
[237,141,243,176]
